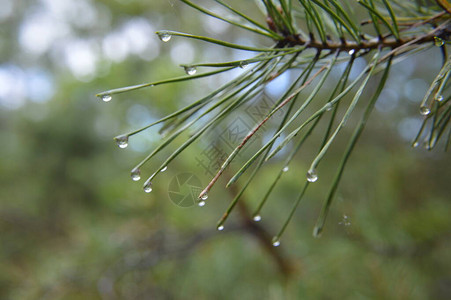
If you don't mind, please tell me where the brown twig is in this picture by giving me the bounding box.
[285,29,447,53]
[282,13,450,53]
[227,180,294,277]
[437,0,451,14]
[379,20,451,63]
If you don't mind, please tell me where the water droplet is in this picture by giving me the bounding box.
[160,166,168,172]
[198,200,206,207]
[434,36,444,47]
[325,102,333,111]
[131,168,141,181]
[272,237,280,247]
[239,60,248,69]
[282,166,289,172]
[412,141,419,148]
[157,31,172,42]
[419,106,431,116]
[348,49,355,55]
[253,214,262,222]
[339,215,351,226]
[100,94,112,102]
[436,95,444,102]
[184,66,197,76]
[306,169,318,182]
[217,225,224,231]
[201,193,208,200]
[143,181,152,193]
[313,227,322,238]
[114,135,129,149]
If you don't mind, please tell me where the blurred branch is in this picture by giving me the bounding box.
[227,174,294,277]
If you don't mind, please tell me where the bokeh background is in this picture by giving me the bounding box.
[1,0,450,299]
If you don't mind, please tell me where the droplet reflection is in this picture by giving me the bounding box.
[114,135,129,149]
[131,168,141,181]
[307,169,318,182]
[158,31,172,42]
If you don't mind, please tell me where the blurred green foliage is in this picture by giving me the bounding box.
[0,0,450,299]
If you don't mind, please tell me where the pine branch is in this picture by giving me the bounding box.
[97,0,451,243]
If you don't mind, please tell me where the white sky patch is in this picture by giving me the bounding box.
[40,0,97,29]
[102,17,159,63]
[63,39,99,81]
[0,65,26,110]
[18,9,70,56]
[376,88,399,113]
[128,136,150,153]
[121,18,155,55]
[102,31,130,62]
[68,0,97,29]
[0,0,14,22]
[126,104,160,152]
[170,40,195,65]
[403,78,429,103]
[263,131,291,159]
[202,44,228,62]
[202,14,230,35]
[40,0,73,19]
[232,36,259,62]
[265,70,291,99]
[25,69,55,103]
[17,1,157,84]
[348,57,367,81]
[126,104,155,128]
[389,56,416,84]
[139,45,160,62]
[397,117,422,141]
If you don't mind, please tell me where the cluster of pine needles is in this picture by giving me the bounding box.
[97,0,450,244]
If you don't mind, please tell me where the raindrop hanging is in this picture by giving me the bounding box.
[184,66,197,75]
[307,169,318,182]
[253,214,262,222]
[143,181,153,193]
[100,94,112,102]
[131,168,141,181]
[114,135,129,149]
[434,37,445,47]
[158,31,172,42]
[419,106,431,116]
